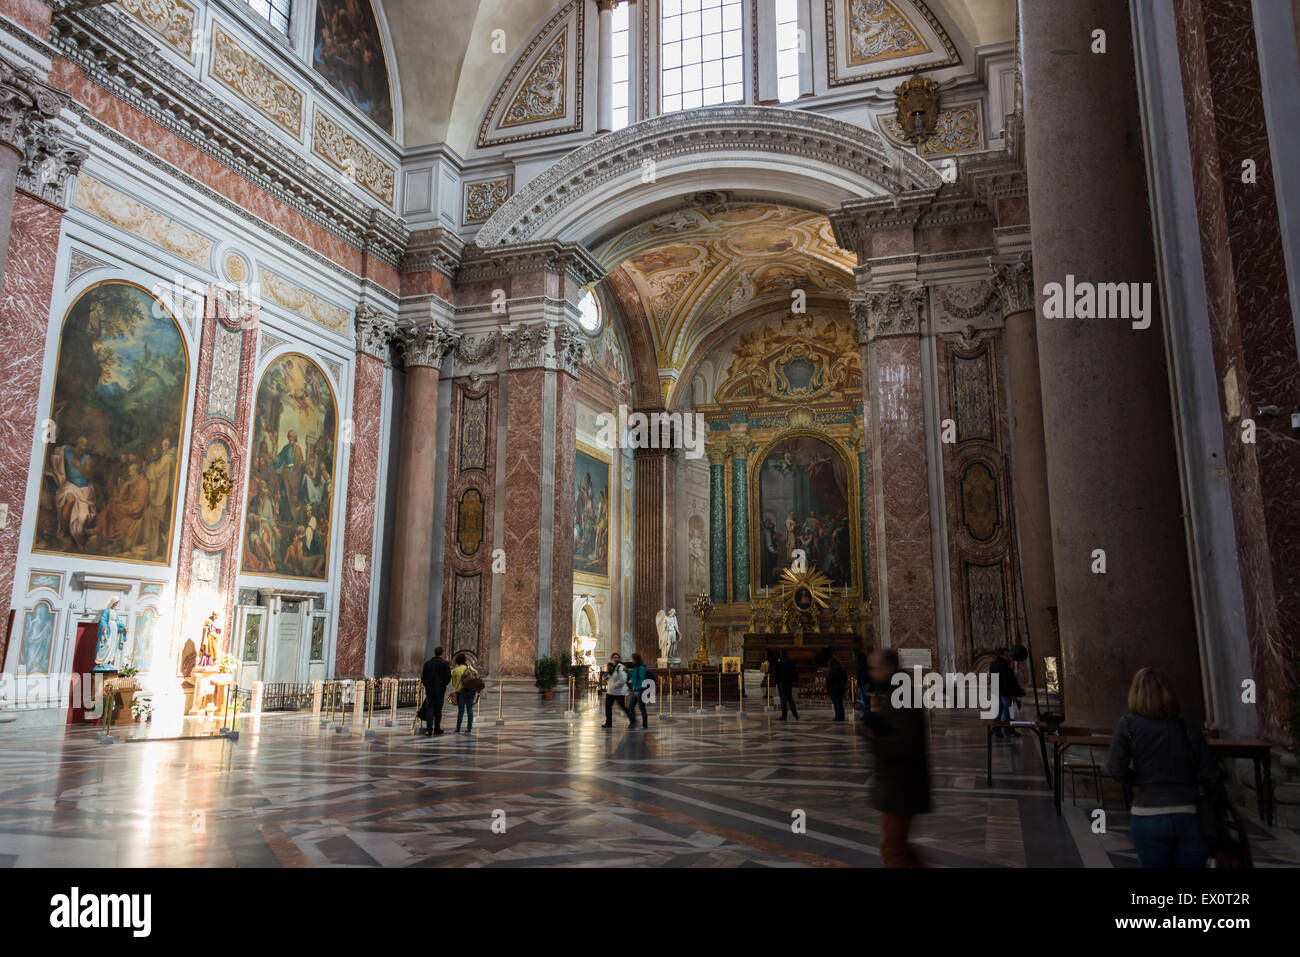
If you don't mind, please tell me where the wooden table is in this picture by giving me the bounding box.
[1208,739,1274,825]
[985,720,1053,789]
[1048,734,1113,816]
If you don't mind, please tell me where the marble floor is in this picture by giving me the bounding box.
[0,691,1295,868]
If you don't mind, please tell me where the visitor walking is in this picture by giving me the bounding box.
[827,657,848,721]
[419,646,451,736]
[990,647,1025,737]
[624,652,649,730]
[861,648,930,867]
[602,652,628,728]
[775,649,799,720]
[451,653,478,733]
[1106,666,1220,868]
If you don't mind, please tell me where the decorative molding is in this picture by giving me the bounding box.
[66,247,108,286]
[399,322,460,369]
[861,283,925,341]
[51,8,409,269]
[209,24,302,138]
[476,106,940,247]
[401,226,465,278]
[454,332,501,366]
[825,0,960,88]
[73,173,213,267]
[501,28,568,128]
[0,54,86,207]
[205,323,243,422]
[462,175,512,226]
[505,322,551,370]
[259,329,288,357]
[989,252,1034,316]
[880,101,983,156]
[355,303,397,360]
[119,0,197,57]
[312,107,395,207]
[260,268,349,334]
[932,280,999,324]
[457,240,604,287]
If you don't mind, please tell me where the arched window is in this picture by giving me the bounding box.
[245,0,292,36]
[661,0,744,114]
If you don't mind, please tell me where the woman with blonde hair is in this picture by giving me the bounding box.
[1106,667,1220,868]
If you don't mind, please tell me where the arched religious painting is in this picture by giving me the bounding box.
[34,281,189,565]
[242,354,337,580]
[312,0,394,133]
[756,436,853,588]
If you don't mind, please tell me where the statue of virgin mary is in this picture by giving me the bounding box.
[93,596,128,673]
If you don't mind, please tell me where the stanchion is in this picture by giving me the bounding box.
[736,671,746,720]
[335,681,350,734]
[321,681,333,729]
[564,674,578,720]
[495,679,506,726]
[764,674,775,712]
[412,683,425,734]
[660,670,675,724]
[385,678,397,727]
[220,685,240,739]
[364,679,376,738]
[716,672,725,712]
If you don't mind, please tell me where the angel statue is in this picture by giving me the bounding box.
[655,608,681,661]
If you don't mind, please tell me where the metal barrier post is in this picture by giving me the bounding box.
[716,672,724,712]
[495,679,506,726]
[736,671,746,719]
[564,674,578,721]
[363,679,376,738]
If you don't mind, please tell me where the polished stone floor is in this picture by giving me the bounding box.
[0,690,1295,868]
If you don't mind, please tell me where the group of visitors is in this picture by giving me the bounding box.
[418,647,480,735]
[601,653,651,730]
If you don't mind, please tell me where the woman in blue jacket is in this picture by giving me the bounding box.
[623,653,649,730]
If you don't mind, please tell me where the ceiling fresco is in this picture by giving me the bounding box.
[595,202,857,374]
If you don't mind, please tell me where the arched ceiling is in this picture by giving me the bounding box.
[595,200,857,393]
[379,0,1016,154]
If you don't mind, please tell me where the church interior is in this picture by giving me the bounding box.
[0,0,1297,886]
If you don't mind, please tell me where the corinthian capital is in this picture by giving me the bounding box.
[862,284,926,342]
[399,322,460,368]
[554,324,587,377]
[990,252,1034,316]
[355,304,397,360]
[0,57,85,206]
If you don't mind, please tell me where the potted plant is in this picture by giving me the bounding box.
[110,664,140,715]
[130,696,154,723]
[535,656,559,700]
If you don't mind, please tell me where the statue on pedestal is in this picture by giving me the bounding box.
[93,597,127,673]
[198,611,222,666]
[655,608,680,661]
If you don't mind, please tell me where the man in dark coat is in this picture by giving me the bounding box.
[826,657,849,721]
[420,646,452,736]
[990,647,1026,737]
[774,649,800,720]
[861,648,930,867]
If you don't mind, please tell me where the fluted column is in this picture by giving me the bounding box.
[595,0,619,134]
[1022,0,1201,727]
[728,432,751,602]
[992,253,1060,681]
[387,321,459,674]
[707,441,728,602]
[336,305,395,676]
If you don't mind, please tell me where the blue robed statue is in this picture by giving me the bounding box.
[93,596,128,673]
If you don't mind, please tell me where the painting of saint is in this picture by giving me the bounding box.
[312,0,394,133]
[573,446,610,581]
[34,282,189,564]
[19,603,56,674]
[241,354,337,580]
[757,436,853,587]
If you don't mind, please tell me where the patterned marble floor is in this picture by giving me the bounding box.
[0,692,1295,868]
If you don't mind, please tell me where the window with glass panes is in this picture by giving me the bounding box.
[612,2,631,130]
[244,0,292,36]
[661,0,744,114]
[776,0,801,103]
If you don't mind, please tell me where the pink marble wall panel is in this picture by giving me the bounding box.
[440,379,498,672]
[861,342,883,644]
[870,335,937,656]
[498,369,544,676]
[335,351,384,676]
[0,195,62,614]
[869,229,915,259]
[1,0,50,35]
[400,270,454,300]
[550,372,577,659]
[169,293,258,674]
[996,196,1031,227]
[1174,0,1300,742]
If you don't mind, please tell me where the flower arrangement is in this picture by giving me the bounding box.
[118,663,139,679]
[131,696,154,721]
[218,653,238,674]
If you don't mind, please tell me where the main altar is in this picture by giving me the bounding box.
[739,566,870,677]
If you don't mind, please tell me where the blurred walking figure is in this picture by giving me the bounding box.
[602,652,628,728]
[419,646,451,736]
[827,657,848,722]
[774,649,799,720]
[861,648,930,867]
[990,647,1025,737]
[623,653,649,730]
[1106,667,1219,868]
[451,653,478,733]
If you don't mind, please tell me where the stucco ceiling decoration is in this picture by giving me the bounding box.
[476,0,584,148]
[596,202,857,373]
[825,0,961,87]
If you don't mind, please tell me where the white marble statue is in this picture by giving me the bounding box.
[656,608,681,660]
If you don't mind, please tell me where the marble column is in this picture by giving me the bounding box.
[634,443,673,662]
[855,286,939,659]
[336,305,395,677]
[171,288,260,672]
[707,442,728,602]
[728,432,751,602]
[595,0,619,134]
[387,322,458,675]
[992,253,1060,679]
[1022,0,1201,728]
[851,427,871,600]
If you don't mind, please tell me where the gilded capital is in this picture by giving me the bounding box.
[706,442,730,466]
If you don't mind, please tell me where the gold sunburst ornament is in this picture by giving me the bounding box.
[201,456,235,512]
[775,566,834,613]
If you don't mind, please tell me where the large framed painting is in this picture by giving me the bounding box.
[573,442,611,585]
[754,435,854,588]
[241,354,338,580]
[34,281,189,565]
[312,0,394,133]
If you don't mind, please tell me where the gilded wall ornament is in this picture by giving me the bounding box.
[893,75,941,144]
[201,456,235,513]
[209,26,303,137]
[463,176,513,225]
[502,29,568,127]
[312,108,395,206]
